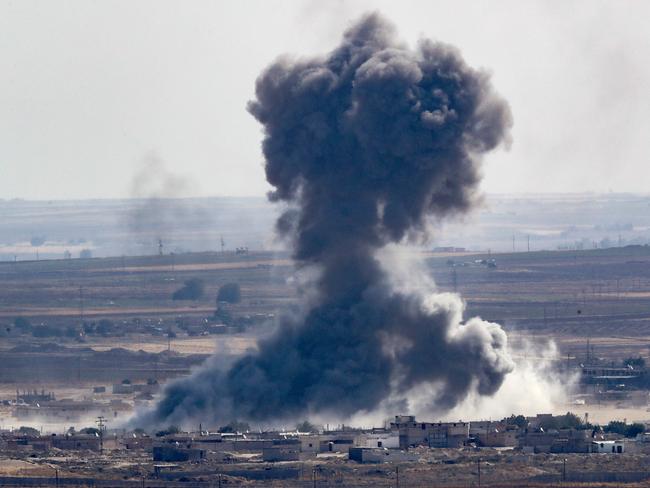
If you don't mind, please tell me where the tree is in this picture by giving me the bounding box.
[626,423,645,438]
[604,421,627,435]
[505,414,528,429]
[96,319,115,336]
[538,412,583,431]
[623,356,646,369]
[217,283,241,304]
[14,317,32,333]
[172,278,205,301]
[80,427,100,436]
[17,426,40,437]
[605,421,646,438]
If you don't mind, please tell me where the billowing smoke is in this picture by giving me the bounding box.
[136,13,514,427]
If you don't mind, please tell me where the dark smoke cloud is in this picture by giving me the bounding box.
[136,13,513,427]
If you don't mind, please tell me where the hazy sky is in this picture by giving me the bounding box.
[1,0,649,200]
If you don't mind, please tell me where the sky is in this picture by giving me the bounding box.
[1,0,649,200]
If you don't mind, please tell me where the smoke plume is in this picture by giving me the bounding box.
[126,152,211,253]
[137,13,513,427]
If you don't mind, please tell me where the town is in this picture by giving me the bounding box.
[2,411,650,486]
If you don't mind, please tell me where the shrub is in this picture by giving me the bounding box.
[96,319,115,336]
[14,317,33,333]
[64,326,79,338]
[604,421,645,437]
[32,325,62,338]
[506,414,528,429]
[623,356,646,369]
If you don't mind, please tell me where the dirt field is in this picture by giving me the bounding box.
[1,247,650,367]
[2,247,650,428]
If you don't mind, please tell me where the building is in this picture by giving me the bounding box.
[592,440,625,453]
[153,445,206,462]
[390,416,469,448]
[470,421,519,447]
[356,431,400,449]
[51,434,101,452]
[349,447,417,464]
[112,383,134,394]
[262,446,304,462]
[519,428,592,453]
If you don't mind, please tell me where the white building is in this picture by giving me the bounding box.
[356,432,400,449]
[592,440,624,453]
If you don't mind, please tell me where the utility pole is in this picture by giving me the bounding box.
[563,457,567,482]
[477,458,481,487]
[95,416,107,454]
[527,234,530,252]
[396,465,399,488]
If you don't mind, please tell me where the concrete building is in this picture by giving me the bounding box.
[51,434,101,452]
[298,432,357,453]
[153,445,206,462]
[356,431,400,449]
[470,421,519,447]
[519,428,592,453]
[349,447,418,464]
[592,440,625,453]
[262,446,304,462]
[112,383,134,394]
[390,416,469,448]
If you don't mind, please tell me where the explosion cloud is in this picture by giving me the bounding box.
[138,12,514,427]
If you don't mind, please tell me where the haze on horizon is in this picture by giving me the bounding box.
[1,0,649,200]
